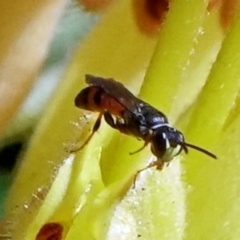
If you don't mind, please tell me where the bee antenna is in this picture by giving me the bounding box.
[183,142,217,159]
[179,143,188,154]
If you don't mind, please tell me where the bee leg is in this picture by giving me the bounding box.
[103,111,116,129]
[104,112,150,155]
[129,131,152,155]
[129,142,149,155]
[70,113,103,152]
[104,112,130,134]
[133,160,164,188]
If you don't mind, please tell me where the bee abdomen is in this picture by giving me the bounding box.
[75,86,104,111]
[75,86,125,116]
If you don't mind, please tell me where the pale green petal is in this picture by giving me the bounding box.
[184,6,240,240]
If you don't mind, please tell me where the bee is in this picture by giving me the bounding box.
[74,75,216,172]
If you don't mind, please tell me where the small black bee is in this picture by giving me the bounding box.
[74,75,217,171]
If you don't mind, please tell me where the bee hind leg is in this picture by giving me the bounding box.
[70,113,103,153]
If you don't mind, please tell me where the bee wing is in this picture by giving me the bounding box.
[85,74,142,113]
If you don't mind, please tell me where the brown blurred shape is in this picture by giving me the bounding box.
[133,0,169,34]
[35,222,63,240]
[208,0,240,30]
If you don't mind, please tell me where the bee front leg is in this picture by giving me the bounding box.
[129,131,152,155]
[133,159,164,188]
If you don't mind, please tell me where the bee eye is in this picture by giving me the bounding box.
[162,141,182,162]
[169,141,178,148]
[151,128,184,162]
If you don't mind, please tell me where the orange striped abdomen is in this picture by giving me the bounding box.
[75,86,125,117]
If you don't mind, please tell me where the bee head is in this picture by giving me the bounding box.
[150,125,185,162]
[150,125,217,162]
